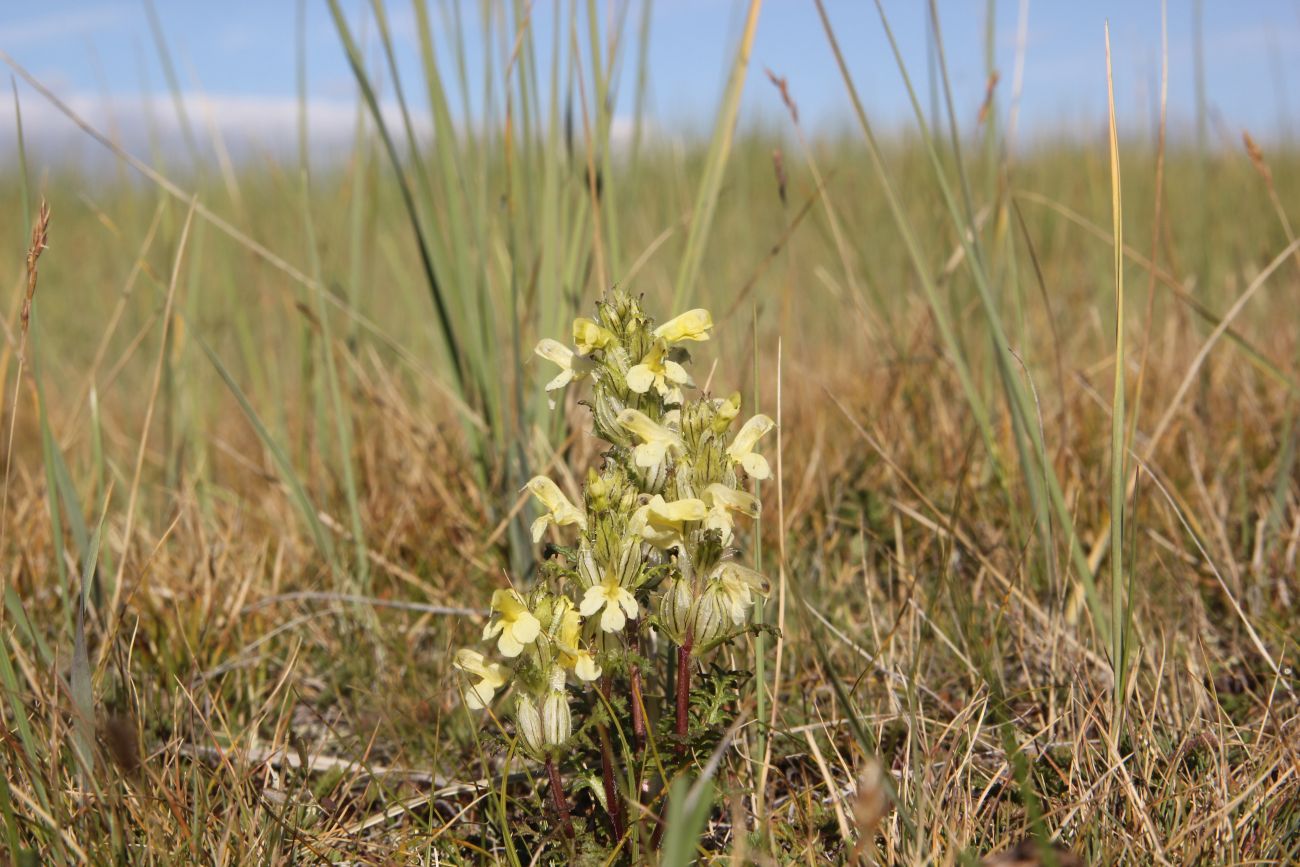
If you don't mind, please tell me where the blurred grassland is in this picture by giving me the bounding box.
[7,139,1298,451]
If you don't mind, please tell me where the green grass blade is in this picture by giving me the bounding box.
[326,0,470,401]
[1104,25,1131,730]
[196,333,340,578]
[672,0,762,309]
[660,775,716,866]
[299,0,369,596]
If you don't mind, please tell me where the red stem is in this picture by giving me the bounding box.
[544,756,575,839]
[598,677,627,841]
[675,637,693,754]
[629,619,646,754]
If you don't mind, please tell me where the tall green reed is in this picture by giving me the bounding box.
[329,0,762,575]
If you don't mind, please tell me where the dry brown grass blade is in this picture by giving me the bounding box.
[1,200,51,566]
[99,199,198,667]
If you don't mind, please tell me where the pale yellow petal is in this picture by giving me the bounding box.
[715,562,771,596]
[704,483,759,517]
[497,629,525,657]
[625,364,655,394]
[715,392,741,424]
[632,441,667,469]
[530,515,549,543]
[465,680,496,709]
[579,586,605,617]
[574,654,601,682]
[454,648,487,677]
[617,409,681,452]
[525,476,566,512]
[728,414,775,458]
[741,452,771,480]
[653,308,713,343]
[652,497,707,523]
[600,603,626,633]
[544,368,574,393]
[535,338,574,369]
[573,317,615,354]
[663,359,690,386]
[511,611,541,644]
[705,507,736,544]
[617,589,639,619]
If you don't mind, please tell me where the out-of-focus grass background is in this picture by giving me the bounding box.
[1,1,1298,863]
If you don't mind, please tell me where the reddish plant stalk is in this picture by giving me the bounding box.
[675,636,694,753]
[629,619,646,753]
[597,677,627,841]
[544,756,574,839]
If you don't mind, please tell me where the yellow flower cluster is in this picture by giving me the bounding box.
[453,290,772,761]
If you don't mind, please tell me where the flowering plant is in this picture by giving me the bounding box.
[454,289,773,846]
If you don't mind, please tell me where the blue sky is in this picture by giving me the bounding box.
[2,1,1298,165]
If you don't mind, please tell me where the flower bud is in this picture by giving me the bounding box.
[679,400,711,452]
[593,515,625,566]
[577,542,601,590]
[659,577,693,644]
[690,588,730,650]
[692,435,729,488]
[614,535,642,586]
[531,594,556,633]
[592,387,631,447]
[712,392,742,433]
[617,480,639,515]
[516,695,545,756]
[668,459,698,501]
[542,689,572,747]
[573,317,615,355]
[599,289,641,336]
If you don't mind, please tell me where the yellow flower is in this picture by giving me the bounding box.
[553,597,602,681]
[572,317,616,355]
[453,648,508,709]
[626,341,690,400]
[525,476,587,542]
[629,494,707,550]
[579,576,639,633]
[726,414,775,479]
[702,482,760,545]
[616,409,684,473]
[534,338,593,409]
[653,308,713,343]
[713,392,741,430]
[710,561,771,625]
[483,589,542,657]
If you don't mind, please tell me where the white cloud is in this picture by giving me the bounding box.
[1,88,433,168]
[2,85,651,171]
